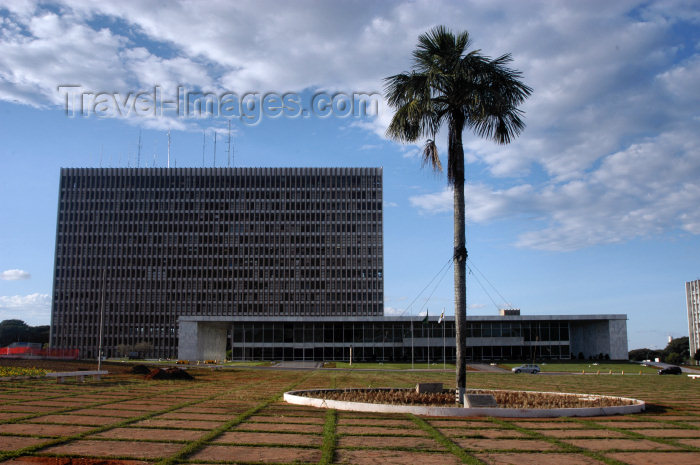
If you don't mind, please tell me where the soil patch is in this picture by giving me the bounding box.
[2,457,149,465]
[335,449,462,465]
[28,415,121,426]
[593,421,668,428]
[131,418,224,429]
[190,444,321,463]
[0,412,29,420]
[630,428,700,438]
[337,425,426,436]
[453,438,558,451]
[90,427,206,441]
[144,367,193,380]
[71,409,142,418]
[563,438,680,451]
[511,421,587,429]
[157,412,231,421]
[338,434,440,449]
[129,365,151,375]
[247,414,325,424]
[42,439,182,459]
[535,429,626,438]
[0,435,49,451]
[476,452,604,465]
[234,422,322,433]
[214,431,322,446]
[337,418,414,427]
[607,452,700,465]
[439,428,527,439]
[1,423,94,437]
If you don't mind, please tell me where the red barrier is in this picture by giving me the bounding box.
[0,347,79,359]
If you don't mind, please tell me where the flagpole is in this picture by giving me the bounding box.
[427,308,430,368]
[443,308,446,370]
[411,318,414,370]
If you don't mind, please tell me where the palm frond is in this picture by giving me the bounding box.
[421,139,442,172]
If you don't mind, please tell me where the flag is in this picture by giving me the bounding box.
[421,309,429,324]
[438,310,444,324]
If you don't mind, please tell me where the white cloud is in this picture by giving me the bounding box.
[0,1,699,250]
[0,269,31,280]
[0,293,51,325]
[383,306,404,316]
[410,124,700,251]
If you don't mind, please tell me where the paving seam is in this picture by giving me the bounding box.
[571,417,700,452]
[0,375,277,462]
[409,414,486,465]
[0,383,190,426]
[489,417,631,465]
[0,379,149,410]
[154,370,316,465]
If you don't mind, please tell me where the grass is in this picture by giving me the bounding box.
[0,366,49,377]
[501,361,660,374]
[2,361,700,464]
[331,361,456,370]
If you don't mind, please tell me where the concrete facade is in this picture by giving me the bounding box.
[688,279,700,359]
[50,167,383,359]
[178,314,629,361]
[178,321,228,361]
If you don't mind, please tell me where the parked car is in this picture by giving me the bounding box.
[658,366,682,375]
[512,364,540,374]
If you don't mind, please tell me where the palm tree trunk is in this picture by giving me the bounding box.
[449,119,467,404]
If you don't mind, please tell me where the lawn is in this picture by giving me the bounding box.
[330,361,456,370]
[1,360,699,465]
[501,361,661,374]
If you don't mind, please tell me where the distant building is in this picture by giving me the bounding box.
[687,279,700,358]
[50,167,384,359]
[50,166,628,361]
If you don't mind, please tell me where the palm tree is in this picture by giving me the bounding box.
[384,26,532,403]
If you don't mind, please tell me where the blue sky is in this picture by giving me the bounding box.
[1,0,699,350]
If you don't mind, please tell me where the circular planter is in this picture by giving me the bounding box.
[284,388,645,418]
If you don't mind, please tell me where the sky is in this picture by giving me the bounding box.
[1,0,699,351]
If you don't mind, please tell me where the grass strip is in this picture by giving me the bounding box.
[489,418,629,465]
[572,418,700,452]
[409,414,485,465]
[155,372,315,465]
[319,409,337,465]
[0,377,271,462]
[0,379,147,411]
[0,383,188,425]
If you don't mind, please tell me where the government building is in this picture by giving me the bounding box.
[49,167,628,362]
[687,279,700,359]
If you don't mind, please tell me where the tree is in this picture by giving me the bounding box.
[693,349,700,365]
[665,352,681,365]
[0,319,50,347]
[663,337,689,364]
[384,26,531,401]
[628,348,662,362]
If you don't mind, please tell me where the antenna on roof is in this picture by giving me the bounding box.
[202,129,206,167]
[227,120,231,167]
[137,129,142,168]
[213,132,217,168]
[152,152,156,167]
[167,129,171,168]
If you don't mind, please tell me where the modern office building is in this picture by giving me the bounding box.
[687,279,700,359]
[50,167,384,359]
[50,167,628,361]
